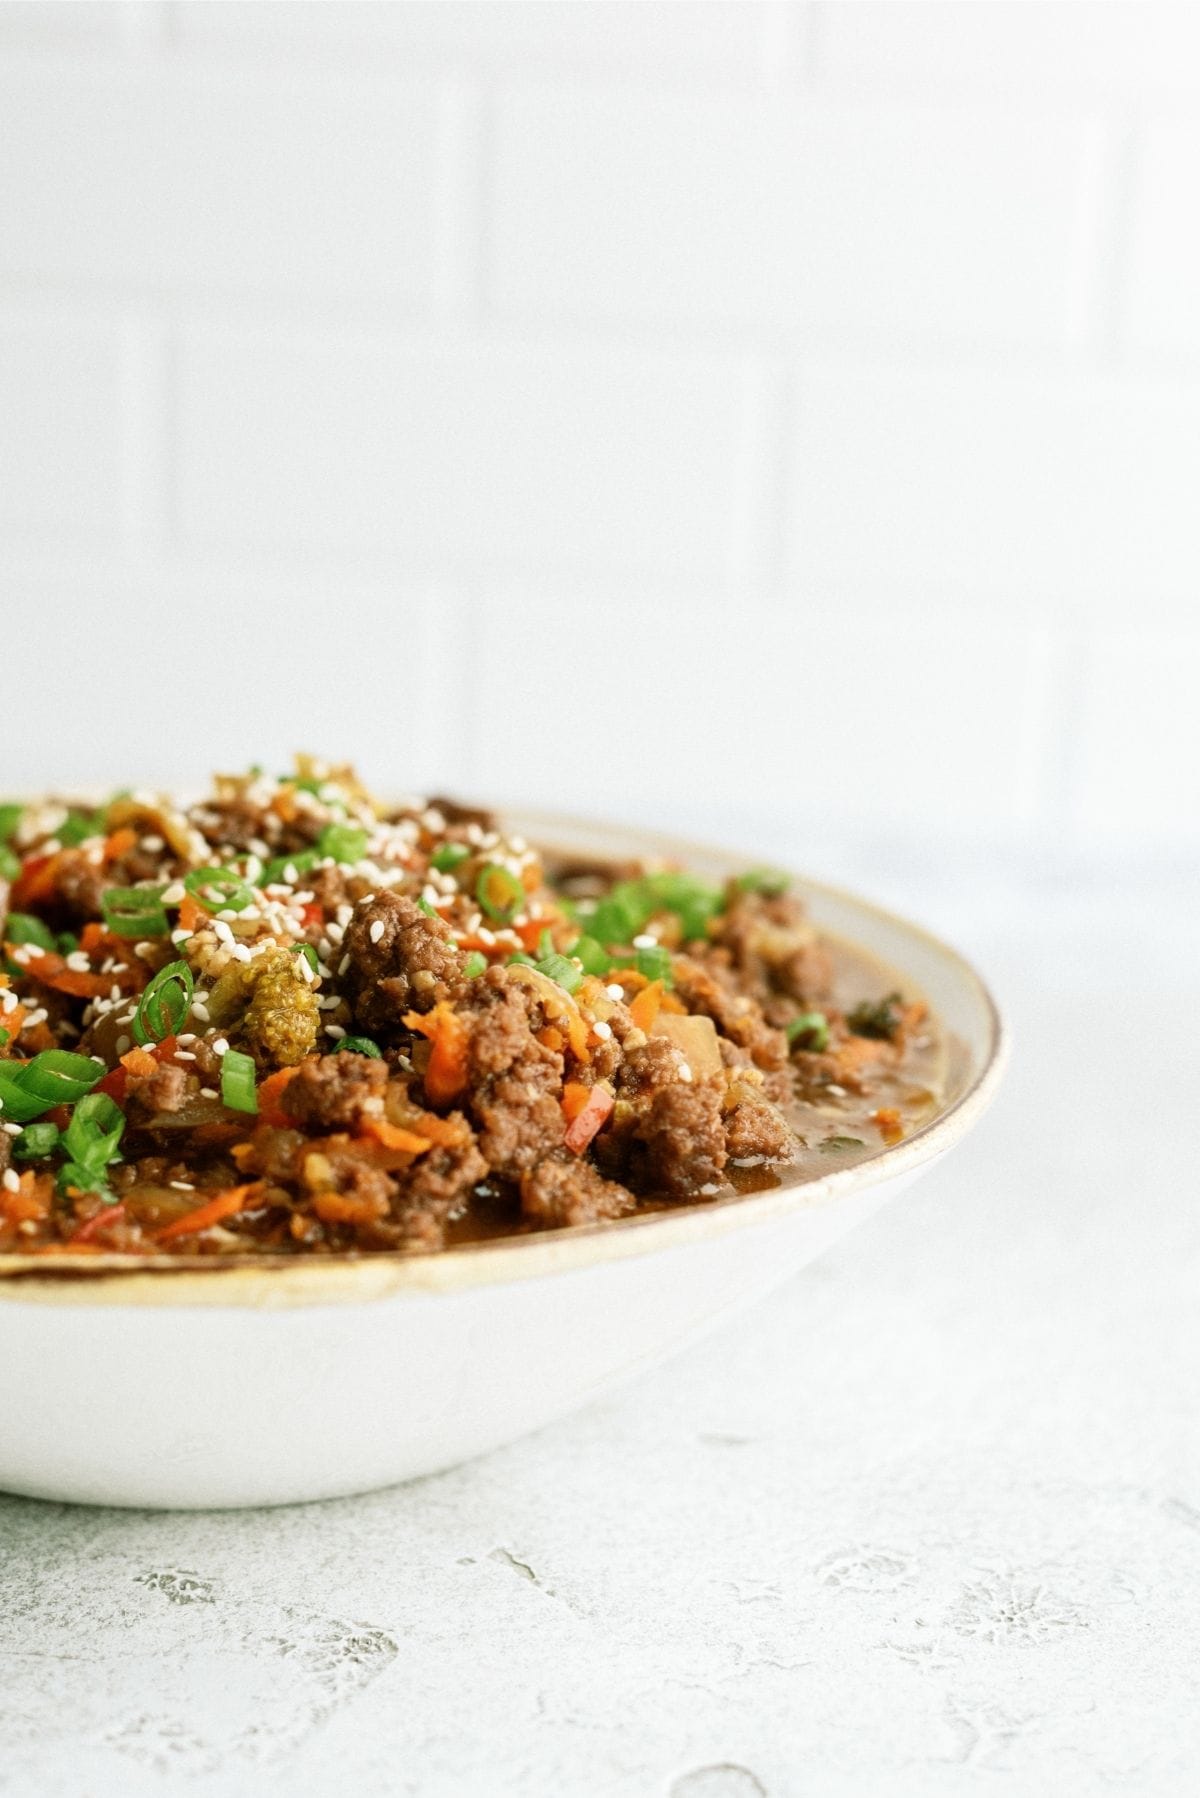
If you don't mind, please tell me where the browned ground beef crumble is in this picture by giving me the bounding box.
[0,762,936,1257]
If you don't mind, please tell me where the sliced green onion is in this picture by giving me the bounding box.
[0,804,23,842]
[417,897,438,920]
[537,927,555,959]
[431,843,469,873]
[507,951,537,968]
[56,932,79,955]
[291,943,319,972]
[132,959,194,1046]
[4,913,57,953]
[0,845,19,881]
[0,1028,8,1049]
[57,808,101,847]
[588,891,645,948]
[262,849,317,886]
[571,935,610,976]
[14,1120,59,1159]
[183,867,255,914]
[316,822,368,865]
[461,951,488,979]
[220,1048,258,1114]
[0,1050,104,1122]
[535,952,583,995]
[102,885,169,940]
[338,1035,382,1059]
[786,1011,829,1053]
[635,944,674,987]
[736,867,790,898]
[476,864,525,925]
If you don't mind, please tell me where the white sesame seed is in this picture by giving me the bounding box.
[25,1008,47,1028]
[699,1182,719,1196]
[109,985,121,1003]
[230,944,252,963]
[171,929,191,946]
[605,984,625,1002]
[2,1169,19,1193]
[324,1023,346,1039]
[211,1038,229,1057]
[591,1019,613,1041]
[200,1086,218,1099]
[174,1050,196,1062]
[160,882,186,905]
[368,919,385,945]
[677,1062,693,1082]
[632,933,657,949]
[338,953,351,975]
[169,1181,195,1192]
[2,1123,22,1138]
[191,1001,210,1023]
[66,951,91,973]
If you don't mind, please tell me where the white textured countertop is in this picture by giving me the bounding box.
[2,885,1198,1798]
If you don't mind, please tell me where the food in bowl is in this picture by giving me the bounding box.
[0,762,943,1259]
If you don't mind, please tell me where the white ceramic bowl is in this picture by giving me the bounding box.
[0,813,1006,1509]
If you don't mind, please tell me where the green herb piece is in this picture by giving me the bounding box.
[819,1135,865,1154]
[431,843,470,873]
[132,959,194,1046]
[476,864,525,925]
[0,845,19,881]
[4,913,57,953]
[56,932,79,955]
[290,943,319,973]
[0,1028,8,1048]
[635,944,674,987]
[338,1035,382,1058]
[507,952,538,968]
[461,952,488,979]
[417,897,437,919]
[60,1092,125,1196]
[316,822,368,865]
[0,804,23,843]
[14,1120,60,1159]
[262,849,318,886]
[183,867,255,915]
[847,992,903,1042]
[57,808,102,847]
[571,935,610,976]
[786,1011,829,1052]
[736,867,790,898]
[220,1049,258,1114]
[535,952,583,995]
[102,885,169,940]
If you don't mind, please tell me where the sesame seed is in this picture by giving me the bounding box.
[171,929,191,946]
[66,951,91,973]
[368,919,385,945]
[161,882,186,905]
[191,1001,210,1023]
[605,984,624,1002]
[212,1038,229,1057]
[2,1123,22,1138]
[200,1086,218,1099]
[169,1181,195,1192]
[2,1170,19,1193]
[677,1062,693,1082]
[325,1023,346,1039]
[338,954,351,975]
[174,1051,196,1062]
[632,933,657,950]
[592,1020,613,1041]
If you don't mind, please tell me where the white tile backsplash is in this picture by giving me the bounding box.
[0,0,1197,867]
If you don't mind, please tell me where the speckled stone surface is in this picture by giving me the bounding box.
[2,895,1197,1797]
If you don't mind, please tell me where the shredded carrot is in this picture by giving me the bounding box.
[103,826,137,863]
[0,1005,27,1047]
[120,1046,158,1079]
[563,1083,615,1154]
[11,852,59,907]
[79,921,106,956]
[68,1201,128,1244]
[2,1172,48,1226]
[360,1117,433,1154]
[7,945,134,1000]
[178,894,205,934]
[403,1003,470,1105]
[537,1025,565,1054]
[155,1181,264,1243]
[629,980,664,1032]
[311,1189,388,1227]
[257,1064,301,1127]
[514,917,550,952]
[561,1081,591,1123]
[871,1106,904,1145]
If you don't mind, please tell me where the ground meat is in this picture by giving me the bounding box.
[673,955,788,1072]
[462,978,565,1178]
[53,850,106,920]
[711,889,834,1006]
[125,1061,189,1117]
[281,1052,388,1132]
[303,1144,396,1221]
[342,892,461,1032]
[724,1082,794,1163]
[387,1118,488,1249]
[520,1151,636,1228]
[637,1077,727,1198]
[192,797,278,854]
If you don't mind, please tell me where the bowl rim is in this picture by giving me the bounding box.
[0,810,1008,1309]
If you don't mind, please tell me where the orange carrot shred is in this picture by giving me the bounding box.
[629,980,664,1032]
[155,1181,265,1243]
